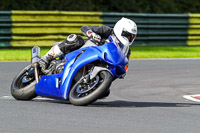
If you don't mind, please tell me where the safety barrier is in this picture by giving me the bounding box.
[102,13,189,46]
[188,14,200,45]
[11,11,103,47]
[0,11,200,47]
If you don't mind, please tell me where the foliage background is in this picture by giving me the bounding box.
[0,0,199,13]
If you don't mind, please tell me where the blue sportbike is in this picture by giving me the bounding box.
[11,36,129,106]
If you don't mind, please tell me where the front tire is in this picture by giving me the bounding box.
[69,71,112,106]
[11,65,37,100]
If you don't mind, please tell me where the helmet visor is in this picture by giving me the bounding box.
[113,35,130,55]
[121,30,136,43]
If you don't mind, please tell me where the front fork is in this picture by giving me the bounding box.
[89,66,112,80]
[79,66,113,84]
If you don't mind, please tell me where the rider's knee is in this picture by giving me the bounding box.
[58,34,84,53]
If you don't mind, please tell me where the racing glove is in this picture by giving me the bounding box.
[86,30,101,42]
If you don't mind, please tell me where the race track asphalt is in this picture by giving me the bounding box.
[0,59,200,133]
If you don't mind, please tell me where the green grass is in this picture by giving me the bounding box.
[130,46,200,59]
[0,48,50,61]
[0,46,200,61]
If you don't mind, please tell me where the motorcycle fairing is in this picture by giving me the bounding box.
[35,41,128,100]
[35,46,102,99]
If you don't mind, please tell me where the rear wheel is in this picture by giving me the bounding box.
[69,71,112,106]
[11,65,37,100]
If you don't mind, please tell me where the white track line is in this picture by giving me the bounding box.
[183,94,200,103]
[1,96,13,99]
[0,95,53,101]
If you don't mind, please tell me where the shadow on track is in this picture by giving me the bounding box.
[8,97,200,108]
[89,100,200,108]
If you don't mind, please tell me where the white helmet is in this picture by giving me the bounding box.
[113,17,137,46]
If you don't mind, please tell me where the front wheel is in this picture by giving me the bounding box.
[69,71,112,106]
[11,65,37,100]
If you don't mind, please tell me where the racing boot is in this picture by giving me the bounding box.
[39,44,63,69]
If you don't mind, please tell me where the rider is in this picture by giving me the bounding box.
[39,17,137,69]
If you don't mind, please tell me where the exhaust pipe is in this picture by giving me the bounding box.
[31,46,40,83]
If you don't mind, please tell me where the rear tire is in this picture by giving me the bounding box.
[69,71,112,106]
[11,65,37,100]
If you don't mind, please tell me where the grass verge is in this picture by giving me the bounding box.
[0,46,200,61]
[130,46,200,59]
[0,48,50,61]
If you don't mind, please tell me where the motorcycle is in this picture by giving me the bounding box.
[10,36,129,106]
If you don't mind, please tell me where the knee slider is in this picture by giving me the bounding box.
[58,34,84,53]
[66,34,84,47]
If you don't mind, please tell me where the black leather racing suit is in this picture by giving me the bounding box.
[42,25,131,64]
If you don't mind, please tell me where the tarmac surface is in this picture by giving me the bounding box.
[0,59,200,133]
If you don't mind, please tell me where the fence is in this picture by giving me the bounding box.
[0,11,200,47]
